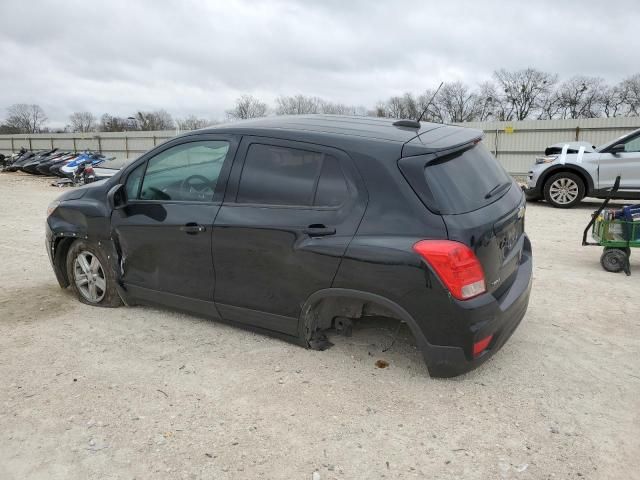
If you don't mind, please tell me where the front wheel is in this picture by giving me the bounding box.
[543,172,585,208]
[600,248,628,273]
[66,240,122,307]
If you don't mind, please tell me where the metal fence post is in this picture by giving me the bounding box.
[28,137,32,151]
[10,137,14,153]
[125,135,129,159]
[73,138,76,153]
[575,126,580,141]
[50,137,54,149]
[97,136,102,154]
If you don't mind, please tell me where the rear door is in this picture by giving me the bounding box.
[399,142,524,295]
[212,137,366,335]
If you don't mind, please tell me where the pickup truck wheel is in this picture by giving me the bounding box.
[543,172,585,208]
[66,240,122,307]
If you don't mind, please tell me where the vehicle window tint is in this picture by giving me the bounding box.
[237,144,323,206]
[314,155,348,206]
[138,141,229,202]
[125,163,144,200]
[423,143,512,214]
[624,136,640,153]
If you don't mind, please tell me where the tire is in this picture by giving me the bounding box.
[600,248,627,273]
[66,240,122,307]
[543,172,585,208]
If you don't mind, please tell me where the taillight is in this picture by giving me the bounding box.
[412,240,486,300]
[473,334,493,358]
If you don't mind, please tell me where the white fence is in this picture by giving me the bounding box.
[1,117,639,174]
[458,116,640,174]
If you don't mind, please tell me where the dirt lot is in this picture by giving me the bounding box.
[0,172,638,480]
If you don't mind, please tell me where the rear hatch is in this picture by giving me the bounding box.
[399,141,525,295]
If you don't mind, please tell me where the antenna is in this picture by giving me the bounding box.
[417,81,444,123]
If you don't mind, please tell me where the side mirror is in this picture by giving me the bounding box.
[107,184,127,210]
[610,143,626,154]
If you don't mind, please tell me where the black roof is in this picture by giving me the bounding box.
[196,114,482,155]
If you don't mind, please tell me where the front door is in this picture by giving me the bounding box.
[598,132,640,191]
[111,136,236,303]
[212,137,366,335]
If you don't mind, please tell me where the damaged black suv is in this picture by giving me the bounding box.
[46,115,532,377]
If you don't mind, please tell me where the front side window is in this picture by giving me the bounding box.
[130,141,229,202]
[124,163,144,200]
[623,135,640,153]
[237,144,348,207]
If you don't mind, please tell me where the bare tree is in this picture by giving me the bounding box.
[537,91,563,120]
[320,101,365,116]
[99,114,130,132]
[69,111,96,132]
[0,124,21,134]
[275,95,322,115]
[176,115,212,130]
[435,82,481,122]
[554,76,605,119]
[493,68,557,120]
[619,73,640,116]
[475,82,501,121]
[4,104,48,133]
[601,85,627,117]
[383,95,408,118]
[415,89,445,122]
[134,110,174,131]
[226,95,268,120]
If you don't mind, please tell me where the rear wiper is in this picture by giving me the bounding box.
[484,181,511,199]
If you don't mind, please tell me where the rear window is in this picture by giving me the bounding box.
[399,142,512,215]
[236,144,349,207]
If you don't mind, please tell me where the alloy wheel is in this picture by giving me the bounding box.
[549,177,579,205]
[73,251,106,303]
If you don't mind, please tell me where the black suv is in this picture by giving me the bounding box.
[46,115,532,377]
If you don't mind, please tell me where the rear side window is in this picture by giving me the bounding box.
[314,156,349,207]
[237,144,348,207]
[399,142,512,215]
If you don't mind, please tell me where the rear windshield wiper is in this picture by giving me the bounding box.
[484,181,511,199]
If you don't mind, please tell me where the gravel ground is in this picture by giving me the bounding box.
[0,172,639,480]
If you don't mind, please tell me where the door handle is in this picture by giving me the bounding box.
[180,223,206,235]
[302,224,336,237]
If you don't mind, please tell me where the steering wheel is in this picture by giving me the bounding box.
[181,175,213,198]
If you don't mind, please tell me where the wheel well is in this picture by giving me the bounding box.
[540,167,592,196]
[53,237,76,287]
[310,295,399,331]
[299,288,431,354]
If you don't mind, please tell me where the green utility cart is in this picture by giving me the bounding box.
[583,177,639,276]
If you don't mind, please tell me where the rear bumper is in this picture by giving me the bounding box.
[421,235,533,377]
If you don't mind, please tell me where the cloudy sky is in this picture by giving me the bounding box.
[1,0,638,127]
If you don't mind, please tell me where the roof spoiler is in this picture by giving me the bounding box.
[401,125,483,157]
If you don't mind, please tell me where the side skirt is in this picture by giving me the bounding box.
[122,284,303,345]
